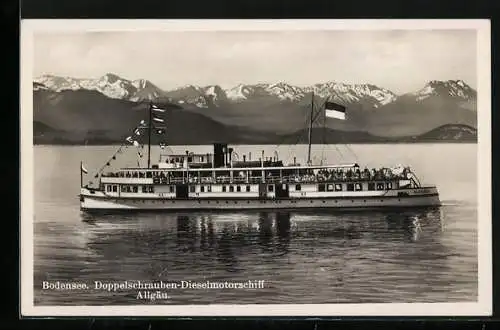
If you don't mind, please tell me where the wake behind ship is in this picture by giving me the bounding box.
[79,95,441,212]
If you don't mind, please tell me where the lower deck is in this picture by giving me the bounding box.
[80,186,440,212]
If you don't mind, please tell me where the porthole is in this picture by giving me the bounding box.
[351,200,354,203]
[322,200,326,203]
[234,201,237,204]
[335,200,338,203]
[364,200,366,202]
[310,200,313,203]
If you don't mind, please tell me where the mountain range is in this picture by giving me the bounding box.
[33,73,478,145]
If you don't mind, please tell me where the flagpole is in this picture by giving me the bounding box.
[307,91,314,165]
[80,161,83,188]
[147,101,152,168]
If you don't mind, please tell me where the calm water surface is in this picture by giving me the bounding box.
[33,144,478,305]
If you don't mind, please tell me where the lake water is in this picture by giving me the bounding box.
[32,144,478,305]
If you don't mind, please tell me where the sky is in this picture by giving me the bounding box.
[33,29,477,94]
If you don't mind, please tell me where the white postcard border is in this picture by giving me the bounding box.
[20,19,492,317]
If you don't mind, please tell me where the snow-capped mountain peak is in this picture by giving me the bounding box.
[414,80,476,102]
[34,73,165,101]
[225,83,250,100]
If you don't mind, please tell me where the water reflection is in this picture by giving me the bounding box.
[81,207,444,264]
[35,206,476,305]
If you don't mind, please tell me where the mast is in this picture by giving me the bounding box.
[147,101,152,168]
[307,91,314,165]
[80,161,83,188]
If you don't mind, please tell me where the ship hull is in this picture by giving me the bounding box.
[80,190,441,213]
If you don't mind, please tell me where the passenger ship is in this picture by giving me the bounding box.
[79,96,441,212]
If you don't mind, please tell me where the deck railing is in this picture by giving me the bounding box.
[101,171,411,185]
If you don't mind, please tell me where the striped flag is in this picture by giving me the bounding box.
[153,116,164,123]
[152,104,166,113]
[81,163,88,174]
[134,128,141,136]
[325,101,347,120]
[126,136,134,143]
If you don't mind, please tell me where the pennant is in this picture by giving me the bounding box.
[112,156,116,160]
[134,128,141,136]
[133,140,139,147]
[160,143,166,149]
[81,163,88,174]
[94,174,99,178]
[140,120,146,125]
[126,136,134,143]
[152,104,166,113]
[153,116,164,123]
[325,101,347,120]
[106,162,110,166]
[156,129,165,134]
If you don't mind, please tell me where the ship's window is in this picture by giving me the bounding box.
[201,156,204,162]
[146,172,152,178]
[222,186,227,192]
[347,184,354,191]
[229,186,234,192]
[377,183,385,190]
[207,185,212,192]
[141,186,147,193]
[386,182,393,190]
[112,185,117,192]
[126,186,132,193]
[149,186,154,193]
[355,183,362,191]
[295,184,301,191]
[268,185,274,192]
[318,184,325,192]
[335,184,342,191]
[106,185,111,192]
[327,184,334,191]
[121,185,126,193]
[189,186,195,193]
[133,186,138,193]
[368,183,375,191]
[246,185,251,192]
[200,186,205,192]
[237,186,241,192]
[175,157,180,162]
[169,186,175,193]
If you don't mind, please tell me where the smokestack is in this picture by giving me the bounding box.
[229,148,233,168]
